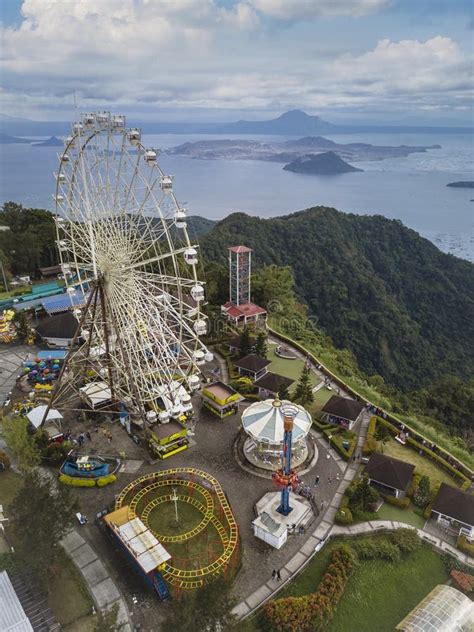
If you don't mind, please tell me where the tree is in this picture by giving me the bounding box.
[0,416,40,472]
[162,576,238,631]
[239,326,251,358]
[278,381,291,401]
[13,311,30,342]
[293,364,314,405]
[413,475,431,508]
[92,603,119,632]
[10,470,77,577]
[374,423,391,453]
[254,332,267,358]
[347,476,379,512]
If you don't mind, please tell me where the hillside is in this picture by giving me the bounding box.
[200,207,474,392]
[283,152,362,175]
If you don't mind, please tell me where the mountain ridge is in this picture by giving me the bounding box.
[199,207,474,392]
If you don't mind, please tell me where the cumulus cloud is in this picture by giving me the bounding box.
[0,1,471,120]
[248,0,392,19]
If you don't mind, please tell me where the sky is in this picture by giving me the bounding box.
[0,0,473,125]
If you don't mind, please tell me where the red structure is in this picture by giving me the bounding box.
[221,245,267,325]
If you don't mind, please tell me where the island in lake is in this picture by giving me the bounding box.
[32,136,63,147]
[446,181,474,188]
[166,135,441,165]
[283,151,362,175]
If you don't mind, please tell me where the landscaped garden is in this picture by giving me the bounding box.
[263,531,450,632]
[382,438,461,488]
[267,343,319,391]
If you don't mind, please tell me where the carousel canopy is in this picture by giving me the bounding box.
[241,398,311,444]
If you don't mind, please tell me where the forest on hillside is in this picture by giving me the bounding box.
[200,207,474,393]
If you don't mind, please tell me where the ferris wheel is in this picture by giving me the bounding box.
[50,111,212,421]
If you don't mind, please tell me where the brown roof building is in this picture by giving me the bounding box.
[364,452,415,498]
[321,395,365,430]
[431,483,474,537]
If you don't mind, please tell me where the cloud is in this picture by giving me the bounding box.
[248,0,392,19]
[0,1,472,121]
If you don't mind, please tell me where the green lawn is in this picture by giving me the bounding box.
[267,344,319,391]
[308,387,334,415]
[376,502,425,529]
[382,438,460,488]
[279,535,448,632]
[330,545,448,632]
[47,550,93,627]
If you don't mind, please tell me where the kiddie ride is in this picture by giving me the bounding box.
[19,356,63,393]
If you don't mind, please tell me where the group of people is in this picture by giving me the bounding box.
[64,429,92,446]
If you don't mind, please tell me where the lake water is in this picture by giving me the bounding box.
[1,131,473,261]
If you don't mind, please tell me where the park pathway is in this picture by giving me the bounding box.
[61,529,133,631]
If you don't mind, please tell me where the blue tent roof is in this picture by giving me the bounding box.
[42,291,86,315]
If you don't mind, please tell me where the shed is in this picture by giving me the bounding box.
[254,372,294,398]
[252,511,288,549]
[431,483,474,538]
[201,381,243,418]
[321,395,364,430]
[35,312,78,348]
[234,354,270,381]
[364,452,415,498]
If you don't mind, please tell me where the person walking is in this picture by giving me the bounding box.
[276,570,281,581]
[86,431,92,441]
[314,475,320,486]
[272,569,277,580]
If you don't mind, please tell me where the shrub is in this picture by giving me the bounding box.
[382,494,410,509]
[450,569,474,593]
[352,539,401,562]
[390,528,421,555]
[59,474,96,487]
[97,474,117,487]
[423,503,433,520]
[335,507,353,525]
[413,475,431,508]
[331,431,357,461]
[0,450,11,471]
[262,546,356,632]
[363,417,377,455]
[406,473,422,498]
[457,535,474,557]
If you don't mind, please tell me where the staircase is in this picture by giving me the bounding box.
[153,571,171,601]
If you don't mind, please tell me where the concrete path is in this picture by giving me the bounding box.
[61,530,133,631]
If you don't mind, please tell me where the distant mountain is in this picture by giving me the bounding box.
[200,207,474,392]
[447,181,474,188]
[0,109,472,136]
[0,132,32,144]
[215,109,336,135]
[32,136,63,147]
[283,151,363,175]
[186,215,217,238]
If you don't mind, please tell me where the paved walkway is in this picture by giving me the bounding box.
[61,530,133,631]
[232,412,371,619]
[0,344,31,404]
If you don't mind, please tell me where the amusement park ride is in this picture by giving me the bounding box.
[272,402,300,516]
[41,111,214,455]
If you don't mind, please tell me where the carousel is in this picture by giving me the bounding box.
[241,396,312,470]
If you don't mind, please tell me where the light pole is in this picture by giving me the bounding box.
[171,487,179,523]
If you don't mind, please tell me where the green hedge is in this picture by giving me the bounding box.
[457,535,474,557]
[97,474,117,487]
[331,431,357,461]
[382,494,410,509]
[335,506,353,525]
[59,474,96,487]
[312,417,334,431]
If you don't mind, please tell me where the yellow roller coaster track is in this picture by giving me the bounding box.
[115,468,240,590]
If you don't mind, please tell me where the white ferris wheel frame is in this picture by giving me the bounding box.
[50,111,212,421]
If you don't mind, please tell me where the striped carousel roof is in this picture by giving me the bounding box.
[241,398,311,444]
